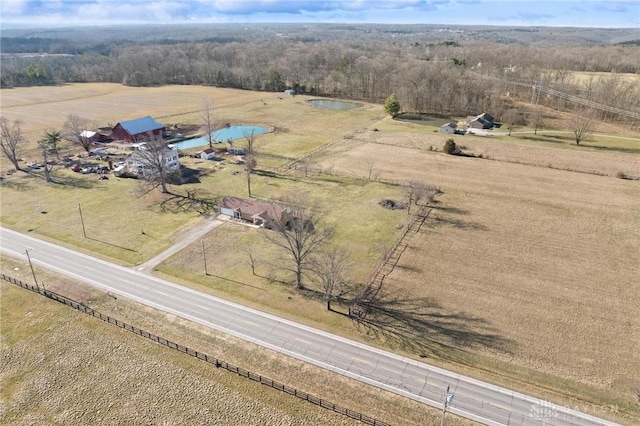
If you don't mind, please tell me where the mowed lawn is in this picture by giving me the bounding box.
[315,128,640,417]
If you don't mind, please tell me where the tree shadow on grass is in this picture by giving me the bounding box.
[179,166,202,184]
[394,263,423,273]
[431,205,469,215]
[0,177,30,191]
[159,190,218,215]
[517,135,570,145]
[208,273,267,291]
[583,143,640,155]
[431,215,488,231]
[86,236,137,253]
[254,169,303,182]
[351,291,514,358]
[50,174,103,189]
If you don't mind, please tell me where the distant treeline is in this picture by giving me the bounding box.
[1,24,639,122]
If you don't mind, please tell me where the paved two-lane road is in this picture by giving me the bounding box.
[0,227,618,426]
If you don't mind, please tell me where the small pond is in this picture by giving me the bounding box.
[171,125,269,150]
[307,99,362,111]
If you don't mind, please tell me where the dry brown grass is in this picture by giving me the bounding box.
[0,257,475,426]
[313,125,640,420]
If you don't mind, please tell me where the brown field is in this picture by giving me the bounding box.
[313,126,640,420]
[2,83,640,424]
[570,71,640,88]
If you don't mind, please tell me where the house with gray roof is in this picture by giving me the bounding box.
[466,113,495,129]
[440,122,457,134]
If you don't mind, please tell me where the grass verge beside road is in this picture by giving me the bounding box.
[0,256,476,426]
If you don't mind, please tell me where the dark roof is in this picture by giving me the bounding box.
[467,112,494,128]
[202,148,215,154]
[116,116,164,136]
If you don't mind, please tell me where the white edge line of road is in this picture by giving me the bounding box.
[0,227,621,426]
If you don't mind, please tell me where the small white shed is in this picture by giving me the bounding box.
[201,148,216,160]
[440,123,457,134]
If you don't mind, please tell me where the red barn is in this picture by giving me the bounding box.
[111,116,165,143]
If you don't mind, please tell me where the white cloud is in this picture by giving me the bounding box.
[0,0,31,17]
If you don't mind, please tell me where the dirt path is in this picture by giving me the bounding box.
[135,215,228,273]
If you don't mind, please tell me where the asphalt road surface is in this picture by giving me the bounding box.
[0,227,619,426]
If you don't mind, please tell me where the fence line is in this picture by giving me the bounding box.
[1,274,391,426]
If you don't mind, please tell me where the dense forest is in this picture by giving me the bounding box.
[2,24,639,123]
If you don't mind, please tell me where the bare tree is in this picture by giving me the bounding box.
[404,179,429,215]
[365,161,380,182]
[244,129,257,197]
[503,108,521,136]
[0,117,24,170]
[200,97,218,148]
[571,108,593,145]
[63,114,94,152]
[243,242,259,276]
[37,139,54,183]
[263,191,333,290]
[529,109,544,135]
[130,134,180,193]
[310,247,354,311]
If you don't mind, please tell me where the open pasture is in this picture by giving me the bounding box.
[569,71,640,88]
[313,126,640,416]
[0,83,383,167]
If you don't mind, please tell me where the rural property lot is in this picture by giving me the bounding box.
[315,128,640,413]
[1,83,639,424]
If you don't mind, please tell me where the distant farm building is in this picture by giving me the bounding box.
[284,89,296,96]
[112,116,165,143]
[220,197,291,229]
[227,147,246,155]
[440,123,457,134]
[466,113,494,129]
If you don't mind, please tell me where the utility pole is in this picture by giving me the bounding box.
[202,241,209,276]
[25,249,39,291]
[77,203,87,238]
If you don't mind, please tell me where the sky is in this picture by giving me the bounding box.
[0,0,638,28]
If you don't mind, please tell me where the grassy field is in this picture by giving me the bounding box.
[1,257,477,426]
[1,83,640,424]
[569,71,640,88]
[313,127,640,422]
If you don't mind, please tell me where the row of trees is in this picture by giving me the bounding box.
[2,36,638,123]
[0,113,99,170]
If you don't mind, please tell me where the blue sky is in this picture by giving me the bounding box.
[0,0,638,28]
